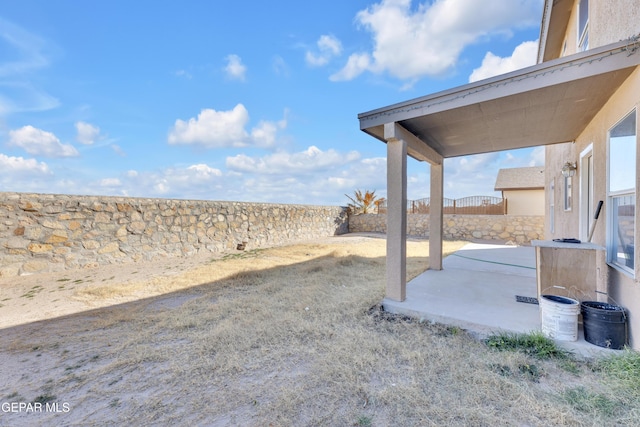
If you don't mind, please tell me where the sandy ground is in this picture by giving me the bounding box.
[0,234,388,330]
[0,250,222,330]
[0,233,406,426]
[1,234,637,426]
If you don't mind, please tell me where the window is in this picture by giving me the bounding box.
[578,0,589,51]
[608,110,636,274]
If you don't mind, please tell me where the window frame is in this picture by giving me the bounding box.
[578,0,589,52]
[607,109,637,277]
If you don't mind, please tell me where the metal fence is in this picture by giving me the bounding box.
[376,195,506,215]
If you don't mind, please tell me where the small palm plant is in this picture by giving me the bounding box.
[345,189,384,214]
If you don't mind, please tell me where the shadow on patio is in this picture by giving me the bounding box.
[383,242,622,358]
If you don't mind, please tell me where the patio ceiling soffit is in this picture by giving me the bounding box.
[358,36,640,160]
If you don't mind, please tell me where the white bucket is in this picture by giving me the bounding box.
[540,294,580,341]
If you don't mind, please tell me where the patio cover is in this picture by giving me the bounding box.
[358,37,640,301]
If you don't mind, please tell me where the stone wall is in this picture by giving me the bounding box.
[0,193,348,277]
[348,214,544,244]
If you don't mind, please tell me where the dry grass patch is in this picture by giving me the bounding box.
[72,238,443,304]
[1,236,639,426]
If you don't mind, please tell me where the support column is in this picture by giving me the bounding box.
[430,163,443,270]
[386,136,407,301]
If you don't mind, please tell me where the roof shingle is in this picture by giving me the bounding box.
[494,166,545,191]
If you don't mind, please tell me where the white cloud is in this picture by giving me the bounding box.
[123,163,225,198]
[327,157,388,192]
[272,55,290,76]
[503,146,545,168]
[154,182,169,195]
[99,178,122,187]
[333,0,541,82]
[0,19,60,114]
[111,144,126,157]
[168,105,249,147]
[250,121,280,148]
[226,146,360,174]
[305,35,343,67]
[443,152,502,197]
[0,146,387,205]
[79,164,225,199]
[251,115,288,147]
[224,54,247,81]
[0,82,60,115]
[0,18,49,77]
[469,40,538,82]
[0,153,50,174]
[175,69,192,79]
[167,104,286,149]
[318,35,342,55]
[439,147,545,198]
[75,121,101,145]
[218,148,385,205]
[187,163,223,178]
[528,146,545,166]
[224,154,386,205]
[330,53,372,82]
[0,153,53,193]
[8,125,79,157]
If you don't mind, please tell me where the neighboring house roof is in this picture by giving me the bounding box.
[494,166,545,191]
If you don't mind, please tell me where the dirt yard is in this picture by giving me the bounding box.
[1,233,638,426]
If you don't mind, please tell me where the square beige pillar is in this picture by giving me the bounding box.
[386,137,407,301]
[429,163,444,270]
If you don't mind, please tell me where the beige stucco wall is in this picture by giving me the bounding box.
[546,67,640,243]
[590,0,640,49]
[544,0,640,349]
[560,0,640,57]
[545,66,640,349]
[545,142,580,240]
[503,189,545,216]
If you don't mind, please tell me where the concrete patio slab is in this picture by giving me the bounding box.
[383,242,622,358]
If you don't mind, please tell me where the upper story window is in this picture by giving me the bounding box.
[578,0,589,51]
[607,110,636,275]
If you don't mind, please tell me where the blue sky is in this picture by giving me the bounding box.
[1,0,545,206]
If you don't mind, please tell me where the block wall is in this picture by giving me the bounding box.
[0,193,348,277]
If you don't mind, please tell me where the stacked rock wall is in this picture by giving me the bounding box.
[0,193,348,277]
[348,214,544,243]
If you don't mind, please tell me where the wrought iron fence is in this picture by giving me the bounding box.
[376,195,506,215]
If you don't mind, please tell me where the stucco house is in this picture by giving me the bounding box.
[358,0,640,348]
[542,0,640,346]
[494,166,545,216]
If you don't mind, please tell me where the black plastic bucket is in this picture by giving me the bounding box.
[581,301,628,349]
